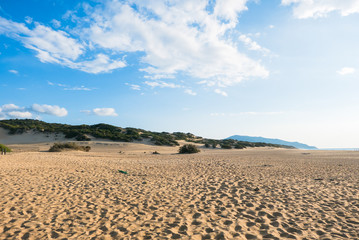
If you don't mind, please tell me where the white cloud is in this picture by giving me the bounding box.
[144,81,181,88]
[0,1,269,86]
[239,34,270,54]
[51,19,61,28]
[214,89,228,97]
[92,108,118,117]
[0,103,67,119]
[48,81,94,91]
[127,84,141,90]
[184,89,197,96]
[25,16,33,24]
[63,86,92,91]
[211,112,284,117]
[0,17,126,74]
[337,67,356,75]
[269,25,275,29]
[282,0,359,19]
[8,111,32,118]
[1,104,21,111]
[9,69,18,74]
[31,104,68,117]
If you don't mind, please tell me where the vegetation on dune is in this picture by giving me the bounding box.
[0,119,295,149]
[49,142,91,152]
[179,144,201,154]
[0,144,12,153]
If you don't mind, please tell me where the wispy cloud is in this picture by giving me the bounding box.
[184,89,197,96]
[214,89,228,97]
[82,108,118,117]
[48,81,94,91]
[144,81,181,88]
[9,69,18,74]
[210,112,284,116]
[282,0,359,19]
[239,34,270,54]
[337,67,355,75]
[125,83,141,90]
[24,16,32,24]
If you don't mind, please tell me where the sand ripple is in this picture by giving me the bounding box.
[1,149,359,239]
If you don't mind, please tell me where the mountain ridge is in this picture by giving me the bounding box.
[226,135,317,150]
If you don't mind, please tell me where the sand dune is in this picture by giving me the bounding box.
[0,128,66,145]
[0,146,359,239]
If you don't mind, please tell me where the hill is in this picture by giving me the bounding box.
[0,119,295,149]
[226,135,317,150]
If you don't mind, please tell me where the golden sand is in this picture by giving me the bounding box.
[0,145,359,239]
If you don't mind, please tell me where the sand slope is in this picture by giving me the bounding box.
[0,128,66,145]
[1,148,359,239]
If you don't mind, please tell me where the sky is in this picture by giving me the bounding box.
[1,0,359,148]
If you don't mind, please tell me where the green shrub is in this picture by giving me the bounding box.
[220,144,232,149]
[76,134,91,141]
[49,142,91,152]
[178,144,200,154]
[204,143,210,148]
[0,144,12,153]
[234,144,246,149]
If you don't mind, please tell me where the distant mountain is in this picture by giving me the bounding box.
[226,135,317,150]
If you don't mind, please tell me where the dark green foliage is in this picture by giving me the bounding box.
[234,143,246,149]
[179,144,200,154]
[76,134,91,141]
[151,133,179,146]
[0,144,12,152]
[204,143,210,148]
[212,143,217,148]
[220,144,232,149]
[49,142,91,152]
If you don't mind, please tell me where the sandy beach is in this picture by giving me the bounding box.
[1,143,359,239]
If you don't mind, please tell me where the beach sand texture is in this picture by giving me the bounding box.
[1,147,359,239]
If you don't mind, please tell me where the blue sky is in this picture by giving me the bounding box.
[1,0,359,148]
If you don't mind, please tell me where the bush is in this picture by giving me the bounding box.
[234,144,246,149]
[178,144,200,154]
[204,143,210,148]
[0,144,12,153]
[49,142,91,152]
[220,144,232,149]
[76,134,91,141]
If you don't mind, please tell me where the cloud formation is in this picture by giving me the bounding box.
[337,67,355,75]
[214,89,228,97]
[0,103,67,119]
[144,81,181,88]
[9,69,18,74]
[282,0,359,19]
[31,104,68,117]
[239,34,270,54]
[0,0,269,86]
[184,89,197,96]
[7,111,33,118]
[82,108,118,117]
[0,17,126,74]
